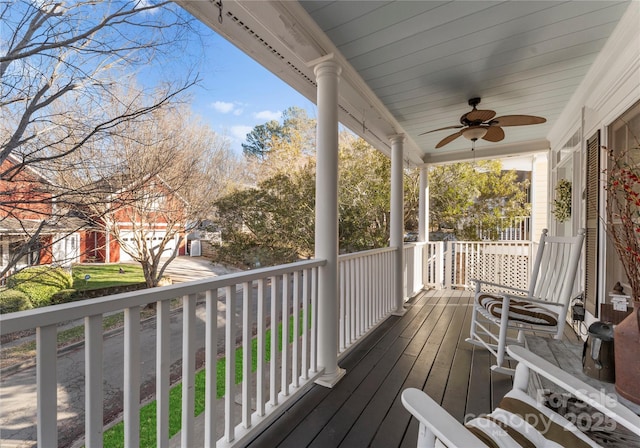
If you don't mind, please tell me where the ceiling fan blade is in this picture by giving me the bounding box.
[419,125,463,136]
[464,109,496,123]
[491,115,546,127]
[482,126,505,142]
[435,131,463,148]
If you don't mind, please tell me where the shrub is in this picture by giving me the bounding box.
[0,288,33,314]
[7,266,73,308]
[50,289,78,305]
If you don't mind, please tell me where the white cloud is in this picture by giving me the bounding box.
[212,101,235,114]
[254,110,281,121]
[230,125,253,141]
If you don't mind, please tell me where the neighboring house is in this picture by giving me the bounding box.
[80,177,189,263]
[0,156,82,273]
[0,158,189,272]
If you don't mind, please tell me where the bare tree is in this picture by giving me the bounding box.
[68,103,238,287]
[0,0,198,275]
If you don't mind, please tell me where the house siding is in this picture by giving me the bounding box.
[0,159,51,221]
[547,2,640,323]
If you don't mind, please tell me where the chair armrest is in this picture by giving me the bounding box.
[401,388,484,448]
[471,279,529,295]
[507,345,640,436]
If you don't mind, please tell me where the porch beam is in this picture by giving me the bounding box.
[390,134,407,315]
[312,55,346,388]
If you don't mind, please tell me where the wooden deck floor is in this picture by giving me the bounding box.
[246,289,517,448]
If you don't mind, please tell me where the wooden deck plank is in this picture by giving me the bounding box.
[321,353,416,448]
[423,292,470,404]
[253,291,438,448]
[302,292,450,447]
[371,291,468,447]
[341,294,460,447]
[371,293,468,448]
[491,368,514,410]
[465,345,492,419]
[440,297,473,422]
[246,289,531,448]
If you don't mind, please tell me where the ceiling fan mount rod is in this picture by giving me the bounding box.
[468,97,481,108]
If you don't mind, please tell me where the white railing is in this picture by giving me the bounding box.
[403,243,426,299]
[476,216,532,241]
[0,248,412,448]
[423,242,442,289]
[422,240,532,291]
[338,247,397,356]
[0,242,534,447]
[0,259,326,448]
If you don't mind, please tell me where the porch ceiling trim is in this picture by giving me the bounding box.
[179,0,423,166]
[422,138,549,166]
[178,0,423,166]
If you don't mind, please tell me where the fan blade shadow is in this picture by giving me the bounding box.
[419,125,463,136]
[491,115,546,127]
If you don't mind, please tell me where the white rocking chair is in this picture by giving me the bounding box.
[466,228,585,374]
[402,345,640,448]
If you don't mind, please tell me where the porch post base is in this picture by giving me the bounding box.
[392,307,407,316]
[315,367,346,388]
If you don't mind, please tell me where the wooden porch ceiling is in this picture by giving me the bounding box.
[246,289,525,447]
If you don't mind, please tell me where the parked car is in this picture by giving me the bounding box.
[403,231,418,242]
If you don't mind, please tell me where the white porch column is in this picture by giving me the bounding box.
[312,56,345,388]
[390,135,407,315]
[418,164,429,242]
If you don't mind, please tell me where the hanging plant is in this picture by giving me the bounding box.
[552,179,572,223]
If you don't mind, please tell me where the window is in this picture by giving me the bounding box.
[606,100,640,297]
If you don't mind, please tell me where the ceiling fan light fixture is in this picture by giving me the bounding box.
[462,126,488,141]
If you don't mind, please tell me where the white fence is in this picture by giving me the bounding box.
[476,216,532,241]
[423,240,532,291]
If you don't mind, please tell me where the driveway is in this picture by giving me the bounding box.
[162,256,241,283]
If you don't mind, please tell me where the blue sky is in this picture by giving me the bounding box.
[179,20,317,154]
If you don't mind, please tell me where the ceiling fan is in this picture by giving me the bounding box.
[421,98,546,149]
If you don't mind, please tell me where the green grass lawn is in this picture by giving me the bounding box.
[72,264,145,291]
[102,319,297,447]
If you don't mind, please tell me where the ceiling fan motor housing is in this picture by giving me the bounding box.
[425,97,546,149]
